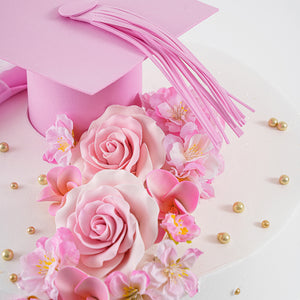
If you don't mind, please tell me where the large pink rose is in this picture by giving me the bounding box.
[55,170,159,278]
[72,105,166,181]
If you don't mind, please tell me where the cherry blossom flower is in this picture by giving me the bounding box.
[38,166,82,216]
[164,128,223,199]
[43,114,74,166]
[146,169,199,243]
[18,228,80,300]
[141,87,195,134]
[143,240,202,300]
[105,270,152,299]
[161,213,201,243]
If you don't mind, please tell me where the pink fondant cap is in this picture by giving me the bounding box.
[0,0,217,96]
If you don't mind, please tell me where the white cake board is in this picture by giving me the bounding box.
[0,45,299,299]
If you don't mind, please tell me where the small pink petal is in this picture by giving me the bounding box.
[105,271,129,298]
[164,181,199,213]
[75,276,109,300]
[130,270,150,294]
[146,169,178,201]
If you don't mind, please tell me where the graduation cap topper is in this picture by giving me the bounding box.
[0,0,252,144]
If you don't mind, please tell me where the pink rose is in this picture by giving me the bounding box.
[72,105,166,181]
[55,170,159,278]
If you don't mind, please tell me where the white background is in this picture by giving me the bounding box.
[182,0,300,113]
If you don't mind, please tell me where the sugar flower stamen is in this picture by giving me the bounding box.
[36,255,57,276]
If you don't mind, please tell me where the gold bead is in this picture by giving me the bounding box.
[9,273,18,283]
[268,117,278,127]
[2,249,14,261]
[0,142,9,152]
[261,220,270,228]
[38,174,47,185]
[279,174,289,185]
[10,182,19,190]
[277,121,288,131]
[234,288,241,295]
[233,202,245,213]
[27,226,36,235]
[217,232,231,244]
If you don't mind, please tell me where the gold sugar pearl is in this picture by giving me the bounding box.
[0,142,9,152]
[38,174,48,185]
[234,288,241,295]
[9,273,18,283]
[261,220,270,228]
[10,182,19,190]
[268,117,278,127]
[233,202,245,213]
[277,121,288,131]
[27,226,36,235]
[217,232,231,244]
[279,174,289,185]
[2,249,14,261]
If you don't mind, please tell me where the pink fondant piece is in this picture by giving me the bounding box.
[0,67,27,104]
[27,65,142,138]
[58,0,98,17]
[0,0,217,137]
[0,0,217,95]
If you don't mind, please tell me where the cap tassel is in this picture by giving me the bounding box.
[61,4,254,148]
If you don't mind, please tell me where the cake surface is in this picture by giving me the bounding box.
[0,45,299,299]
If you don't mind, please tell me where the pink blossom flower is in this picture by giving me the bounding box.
[143,240,203,300]
[55,267,109,300]
[164,130,223,199]
[72,105,166,182]
[38,166,82,216]
[141,87,195,134]
[55,170,159,278]
[161,213,201,243]
[105,270,152,299]
[43,114,74,166]
[18,228,80,300]
[146,169,199,243]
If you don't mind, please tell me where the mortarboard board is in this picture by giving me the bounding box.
[0,0,218,139]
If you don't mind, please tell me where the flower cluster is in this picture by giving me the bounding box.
[19,97,225,299]
[18,228,80,299]
[141,87,224,198]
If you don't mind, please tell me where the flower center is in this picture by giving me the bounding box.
[123,286,141,299]
[171,214,188,235]
[171,102,188,121]
[169,205,179,214]
[163,262,189,282]
[184,143,203,161]
[36,254,57,276]
[57,137,70,152]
